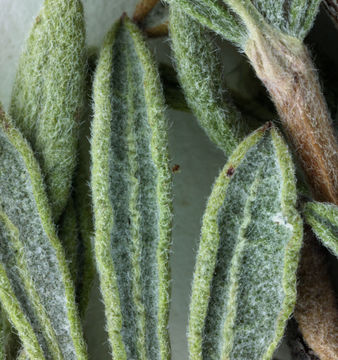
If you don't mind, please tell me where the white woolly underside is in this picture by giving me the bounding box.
[202,135,294,359]
[108,25,161,359]
[0,219,51,357]
[0,0,139,109]
[0,130,76,360]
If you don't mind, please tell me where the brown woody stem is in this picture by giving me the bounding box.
[294,226,338,360]
[246,31,338,204]
[245,28,338,359]
[133,0,159,23]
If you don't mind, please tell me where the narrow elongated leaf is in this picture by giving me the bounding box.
[169,5,248,155]
[222,0,321,40]
[58,49,97,318]
[59,198,80,284]
[0,308,5,360]
[0,107,87,360]
[1,314,19,360]
[91,17,172,360]
[166,0,246,44]
[168,0,320,46]
[188,123,303,360]
[251,0,287,30]
[248,0,320,38]
[72,50,97,317]
[17,349,29,360]
[10,0,86,220]
[304,201,338,257]
[0,262,44,360]
[59,192,94,319]
[0,210,63,360]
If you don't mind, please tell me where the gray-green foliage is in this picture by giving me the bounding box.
[0,308,5,360]
[188,123,303,360]
[169,5,248,155]
[58,49,97,318]
[72,91,95,319]
[240,0,321,38]
[166,0,246,43]
[166,0,321,47]
[0,107,87,360]
[10,0,86,220]
[304,201,338,257]
[58,198,80,287]
[0,313,19,360]
[91,16,173,360]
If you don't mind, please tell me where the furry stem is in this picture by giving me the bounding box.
[294,228,338,360]
[246,31,338,204]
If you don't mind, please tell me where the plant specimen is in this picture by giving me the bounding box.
[0,0,337,359]
[91,15,172,360]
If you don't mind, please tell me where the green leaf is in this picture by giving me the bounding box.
[169,5,249,155]
[288,0,321,39]
[159,63,190,112]
[10,0,86,220]
[165,0,246,44]
[223,0,321,40]
[303,201,338,257]
[188,123,303,360]
[249,0,320,38]
[72,50,97,317]
[0,210,63,360]
[168,0,321,45]
[251,0,287,30]
[17,349,29,360]
[0,107,87,360]
[1,313,20,360]
[58,198,80,286]
[58,49,97,319]
[0,261,44,360]
[91,17,173,360]
[0,308,5,360]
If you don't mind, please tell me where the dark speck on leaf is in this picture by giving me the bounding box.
[172,164,180,173]
[227,166,235,177]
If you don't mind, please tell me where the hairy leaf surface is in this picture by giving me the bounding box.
[10,0,86,220]
[188,123,303,360]
[0,107,87,360]
[91,17,173,360]
[169,5,248,155]
[304,201,338,257]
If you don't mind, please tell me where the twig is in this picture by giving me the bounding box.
[133,0,159,22]
[294,227,338,360]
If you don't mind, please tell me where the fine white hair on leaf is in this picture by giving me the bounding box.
[0,106,87,360]
[169,5,249,156]
[10,0,86,221]
[304,201,338,257]
[188,123,303,360]
[91,15,173,360]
